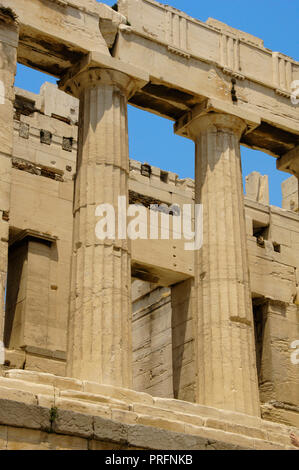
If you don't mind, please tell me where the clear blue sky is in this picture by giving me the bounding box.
[15,0,299,207]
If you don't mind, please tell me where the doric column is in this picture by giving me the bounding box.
[0,10,19,360]
[178,112,260,416]
[61,68,138,386]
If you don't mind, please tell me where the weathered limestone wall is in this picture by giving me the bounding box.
[129,158,195,287]
[132,280,173,398]
[132,279,195,402]
[258,300,299,427]
[5,84,77,375]
[246,172,269,206]
[244,200,299,426]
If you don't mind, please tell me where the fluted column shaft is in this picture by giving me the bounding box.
[66,69,134,386]
[189,113,260,416]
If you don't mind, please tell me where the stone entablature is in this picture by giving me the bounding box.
[118,0,298,97]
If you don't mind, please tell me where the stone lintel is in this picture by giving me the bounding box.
[277,146,299,176]
[174,98,261,139]
[59,51,149,98]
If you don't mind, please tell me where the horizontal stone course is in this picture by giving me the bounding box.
[52,408,94,439]
[0,385,37,405]
[82,380,155,406]
[0,399,50,430]
[153,397,261,428]
[133,403,205,427]
[0,376,54,396]
[0,397,253,449]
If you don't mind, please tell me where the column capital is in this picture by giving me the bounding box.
[59,51,149,99]
[174,98,260,141]
[187,112,247,140]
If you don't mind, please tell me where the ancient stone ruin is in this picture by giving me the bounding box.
[0,0,298,450]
